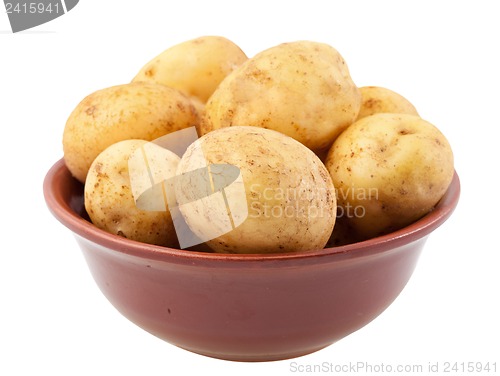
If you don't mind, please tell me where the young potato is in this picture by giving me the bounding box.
[63,82,200,183]
[201,41,361,153]
[325,215,359,247]
[85,139,180,247]
[132,36,248,103]
[357,86,419,120]
[325,113,454,240]
[176,126,336,254]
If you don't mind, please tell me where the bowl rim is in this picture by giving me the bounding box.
[43,158,460,263]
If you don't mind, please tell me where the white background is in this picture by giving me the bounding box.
[1,1,498,375]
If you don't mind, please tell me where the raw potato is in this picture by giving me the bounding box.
[201,41,361,152]
[63,82,200,183]
[325,113,454,240]
[325,216,359,247]
[85,139,180,247]
[63,36,457,254]
[176,126,336,254]
[132,36,248,103]
[357,86,419,120]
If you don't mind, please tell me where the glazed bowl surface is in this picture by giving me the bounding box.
[43,159,460,361]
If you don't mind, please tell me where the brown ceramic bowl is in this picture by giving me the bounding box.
[44,159,460,362]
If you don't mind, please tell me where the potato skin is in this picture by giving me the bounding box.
[325,113,454,240]
[176,126,337,254]
[84,139,180,247]
[201,41,361,152]
[357,86,419,120]
[63,82,199,183]
[132,36,247,103]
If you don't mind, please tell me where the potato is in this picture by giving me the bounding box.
[85,139,180,247]
[325,215,359,247]
[63,82,200,183]
[175,126,336,254]
[201,41,361,152]
[189,96,206,135]
[132,36,248,103]
[325,113,454,240]
[357,86,419,120]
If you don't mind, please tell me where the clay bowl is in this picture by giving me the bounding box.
[43,159,460,362]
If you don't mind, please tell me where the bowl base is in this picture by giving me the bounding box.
[178,343,332,362]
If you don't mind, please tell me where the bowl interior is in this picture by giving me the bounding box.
[43,158,460,262]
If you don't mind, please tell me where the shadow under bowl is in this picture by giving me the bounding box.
[43,159,460,362]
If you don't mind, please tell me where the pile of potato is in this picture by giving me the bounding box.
[62,36,454,254]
